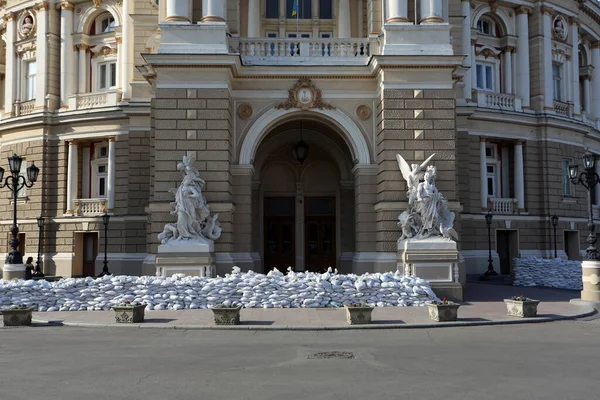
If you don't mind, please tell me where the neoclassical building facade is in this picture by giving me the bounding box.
[1,0,600,281]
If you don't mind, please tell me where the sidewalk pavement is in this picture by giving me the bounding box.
[29,283,597,330]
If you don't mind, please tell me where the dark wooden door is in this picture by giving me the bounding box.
[304,197,336,273]
[82,233,98,277]
[264,198,295,273]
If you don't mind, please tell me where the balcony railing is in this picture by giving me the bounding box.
[553,100,573,117]
[474,91,522,112]
[488,198,518,215]
[235,38,371,65]
[68,90,122,111]
[73,198,108,216]
[14,100,36,116]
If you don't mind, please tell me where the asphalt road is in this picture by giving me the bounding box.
[1,318,598,400]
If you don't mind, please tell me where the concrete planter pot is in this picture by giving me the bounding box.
[212,305,242,325]
[504,299,540,318]
[427,303,460,322]
[112,305,146,323]
[344,305,374,325]
[2,308,33,326]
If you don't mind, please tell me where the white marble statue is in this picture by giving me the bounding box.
[397,154,458,241]
[158,156,222,244]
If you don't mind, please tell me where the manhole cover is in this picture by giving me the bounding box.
[308,351,355,359]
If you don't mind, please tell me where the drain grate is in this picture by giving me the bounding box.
[308,351,355,360]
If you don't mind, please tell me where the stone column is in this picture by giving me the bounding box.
[60,2,74,106]
[480,138,488,210]
[352,164,378,274]
[503,46,514,94]
[202,0,226,22]
[591,43,600,119]
[584,75,592,114]
[107,137,116,212]
[338,0,351,37]
[121,0,132,100]
[77,44,88,93]
[231,165,255,271]
[385,0,409,23]
[571,18,581,116]
[165,0,192,22]
[4,13,16,116]
[66,141,79,214]
[501,146,510,197]
[541,6,554,110]
[420,0,443,24]
[514,141,525,211]
[35,2,49,109]
[515,6,532,108]
[248,0,261,37]
[461,0,472,100]
[471,38,477,94]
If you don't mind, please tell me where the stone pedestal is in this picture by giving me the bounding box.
[397,237,463,301]
[581,260,600,302]
[155,241,216,277]
[3,264,26,281]
[381,23,453,55]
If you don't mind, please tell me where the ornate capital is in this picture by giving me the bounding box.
[75,43,89,51]
[35,1,50,11]
[59,1,74,11]
[592,42,600,50]
[515,6,532,16]
[5,12,17,22]
[503,45,515,53]
[93,0,102,8]
[568,16,580,27]
[540,5,554,16]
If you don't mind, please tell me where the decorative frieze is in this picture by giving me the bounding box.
[275,78,334,110]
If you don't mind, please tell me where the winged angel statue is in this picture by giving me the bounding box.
[158,156,222,245]
[396,153,458,241]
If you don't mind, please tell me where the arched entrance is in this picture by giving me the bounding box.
[252,118,356,273]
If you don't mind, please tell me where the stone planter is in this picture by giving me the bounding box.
[112,305,146,323]
[427,303,460,322]
[211,305,242,325]
[344,305,374,325]
[504,299,540,318]
[2,308,33,327]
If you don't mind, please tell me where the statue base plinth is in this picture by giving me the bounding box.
[3,264,26,281]
[397,237,463,301]
[155,241,216,278]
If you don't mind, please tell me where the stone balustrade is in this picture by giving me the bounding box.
[475,91,522,112]
[73,198,108,216]
[488,198,517,214]
[553,100,572,117]
[68,90,122,111]
[14,100,36,116]
[236,38,371,65]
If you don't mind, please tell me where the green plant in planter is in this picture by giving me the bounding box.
[211,304,242,325]
[2,304,33,327]
[504,294,540,318]
[112,301,146,323]
[426,297,461,322]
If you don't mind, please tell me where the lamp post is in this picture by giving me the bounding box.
[568,150,600,260]
[0,154,40,266]
[551,214,559,259]
[483,211,497,277]
[98,213,111,277]
[34,216,45,277]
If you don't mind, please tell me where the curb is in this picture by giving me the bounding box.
[31,307,597,331]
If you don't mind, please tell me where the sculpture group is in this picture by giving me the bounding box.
[159,156,222,245]
[396,153,458,241]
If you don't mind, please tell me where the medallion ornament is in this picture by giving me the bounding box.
[238,104,253,120]
[356,105,372,120]
[275,78,334,110]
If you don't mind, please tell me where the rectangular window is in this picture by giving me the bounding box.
[562,160,572,196]
[25,61,36,101]
[287,32,311,38]
[320,32,332,38]
[266,31,278,38]
[266,0,279,18]
[486,164,497,198]
[94,164,108,198]
[320,0,332,19]
[98,62,117,90]
[476,63,494,91]
[553,63,562,101]
[287,0,311,19]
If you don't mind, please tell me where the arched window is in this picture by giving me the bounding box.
[477,17,496,36]
[93,13,115,35]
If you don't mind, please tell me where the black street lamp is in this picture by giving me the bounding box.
[483,211,497,277]
[0,154,39,265]
[569,150,600,260]
[551,214,559,259]
[33,216,45,277]
[98,213,111,277]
